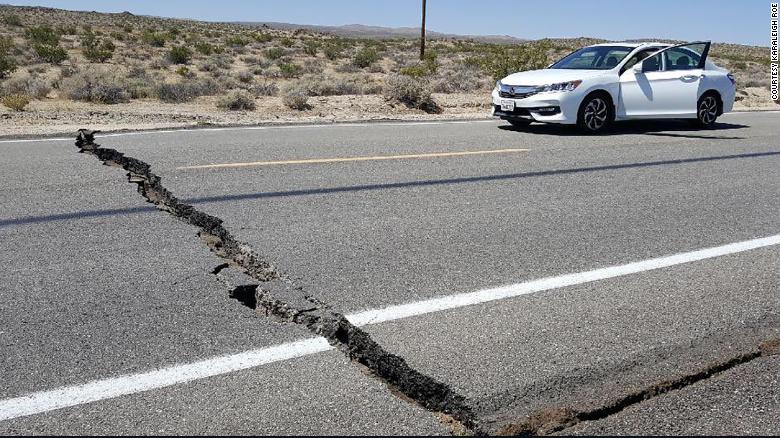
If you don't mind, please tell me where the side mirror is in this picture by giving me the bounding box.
[632,64,643,74]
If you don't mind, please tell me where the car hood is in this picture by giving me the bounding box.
[501,69,605,86]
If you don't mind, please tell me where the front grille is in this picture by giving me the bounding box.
[499,90,537,99]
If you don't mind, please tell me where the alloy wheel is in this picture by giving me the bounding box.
[583,97,608,131]
[698,96,719,125]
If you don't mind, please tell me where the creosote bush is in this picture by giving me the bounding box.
[1,94,31,111]
[265,47,285,60]
[383,74,438,113]
[155,78,220,103]
[352,46,379,68]
[168,46,193,64]
[281,86,309,110]
[34,44,68,64]
[216,90,256,111]
[62,67,130,104]
[1,74,51,98]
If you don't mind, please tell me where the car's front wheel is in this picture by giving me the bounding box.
[692,93,720,127]
[577,94,612,134]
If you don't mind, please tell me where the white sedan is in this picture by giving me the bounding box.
[491,41,737,133]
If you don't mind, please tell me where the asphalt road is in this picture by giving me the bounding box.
[0,112,778,434]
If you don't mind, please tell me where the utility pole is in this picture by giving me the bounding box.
[420,0,427,60]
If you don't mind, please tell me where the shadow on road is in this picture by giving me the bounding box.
[2,150,778,228]
[498,120,748,139]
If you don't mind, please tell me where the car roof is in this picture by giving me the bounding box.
[589,42,668,49]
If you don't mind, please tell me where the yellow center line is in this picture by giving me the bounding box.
[177,148,529,170]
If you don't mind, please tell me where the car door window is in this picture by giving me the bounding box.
[663,47,702,71]
[621,48,660,74]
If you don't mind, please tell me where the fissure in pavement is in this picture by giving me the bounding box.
[73,129,481,435]
[74,129,779,436]
[497,338,780,436]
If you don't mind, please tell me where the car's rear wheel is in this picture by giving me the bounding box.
[577,94,612,134]
[692,93,720,127]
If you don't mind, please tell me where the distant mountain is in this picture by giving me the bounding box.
[237,22,527,44]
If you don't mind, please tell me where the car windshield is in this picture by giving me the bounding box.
[550,46,633,70]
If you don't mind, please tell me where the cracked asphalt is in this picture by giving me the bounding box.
[0,112,778,434]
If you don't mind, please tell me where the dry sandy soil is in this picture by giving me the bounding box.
[0,90,776,138]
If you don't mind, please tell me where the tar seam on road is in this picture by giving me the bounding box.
[176,148,529,170]
[64,130,482,434]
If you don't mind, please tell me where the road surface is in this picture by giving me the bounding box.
[0,113,778,434]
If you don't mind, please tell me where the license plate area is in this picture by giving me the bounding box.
[500,100,515,112]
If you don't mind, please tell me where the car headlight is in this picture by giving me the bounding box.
[538,80,582,93]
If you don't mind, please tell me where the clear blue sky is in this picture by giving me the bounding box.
[4,0,770,46]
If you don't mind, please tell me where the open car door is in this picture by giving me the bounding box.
[618,41,711,118]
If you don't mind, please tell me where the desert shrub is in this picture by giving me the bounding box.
[82,33,115,63]
[34,44,68,64]
[352,46,379,68]
[0,37,16,78]
[250,81,278,96]
[126,73,158,99]
[168,46,192,64]
[432,64,489,93]
[280,37,294,47]
[25,26,59,46]
[400,64,430,78]
[217,90,256,110]
[142,31,166,47]
[2,13,22,27]
[62,67,130,104]
[294,75,363,96]
[383,74,438,112]
[253,32,273,43]
[281,86,309,110]
[278,62,302,78]
[194,42,214,55]
[1,74,51,98]
[155,78,220,103]
[265,47,285,60]
[399,52,438,78]
[225,35,249,47]
[156,82,197,103]
[323,43,344,60]
[303,40,319,56]
[0,94,30,111]
[301,58,323,74]
[175,66,195,78]
[57,25,78,35]
[236,70,253,83]
[0,56,16,79]
[469,44,550,80]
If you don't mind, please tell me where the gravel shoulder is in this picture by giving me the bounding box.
[1,90,775,138]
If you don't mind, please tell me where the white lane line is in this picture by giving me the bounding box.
[0,120,496,144]
[0,338,334,422]
[1,233,779,421]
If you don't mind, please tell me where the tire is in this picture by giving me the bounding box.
[577,94,613,134]
[508,119,531,128]
[691,93,720,128]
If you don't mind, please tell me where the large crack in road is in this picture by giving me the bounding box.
[73,130,481,435]
[74,129,779,436]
